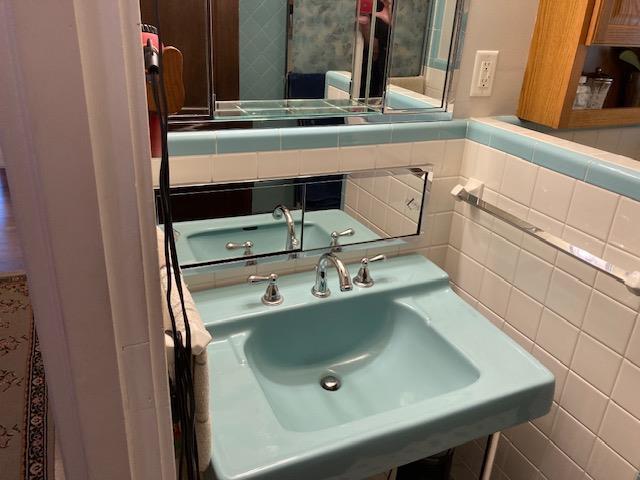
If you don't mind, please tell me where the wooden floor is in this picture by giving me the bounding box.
[0,169,25,273]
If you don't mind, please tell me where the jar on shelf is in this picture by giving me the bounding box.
[586,68,613,109]
[573,75,591,110]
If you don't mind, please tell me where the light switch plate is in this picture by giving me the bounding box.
[470,50,499,97]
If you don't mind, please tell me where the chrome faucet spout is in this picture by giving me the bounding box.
[311,252,353,298]
[273,205,300,250]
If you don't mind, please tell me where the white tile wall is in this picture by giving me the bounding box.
[158,135,640,480]
[451,139,640,480]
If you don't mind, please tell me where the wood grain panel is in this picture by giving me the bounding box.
[518,0,596,128]
[212,0,239,101]
[590,0,640,45]
[567,106,640,127]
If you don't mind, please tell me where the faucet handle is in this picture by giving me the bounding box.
[226,241,254,256]
[330,228,355,247]
[247,273,283,306]
[353,254,386,288]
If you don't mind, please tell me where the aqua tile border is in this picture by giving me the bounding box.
[490,128,535,161]
[281,126,339,150]
[531,142,591,180]
[168,132,216,156]
[166,117,639,202]
[216,129,280,154]
[466,119,640,202]
[338,124,393,147]
[586,161,640,202]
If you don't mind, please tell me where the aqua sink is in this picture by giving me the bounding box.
[246,299,479,432]
[193,255,554,480]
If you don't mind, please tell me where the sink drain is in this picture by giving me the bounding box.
[319,374,341,391]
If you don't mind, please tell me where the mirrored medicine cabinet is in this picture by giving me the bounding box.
[155,166,433,268]
[140,0,469,126]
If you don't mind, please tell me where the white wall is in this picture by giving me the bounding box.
[450,137,640,480]
[453,0,540,119]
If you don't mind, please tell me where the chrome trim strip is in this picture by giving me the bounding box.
[452,185,640,296]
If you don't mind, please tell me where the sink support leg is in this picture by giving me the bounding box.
[479,432,500,480]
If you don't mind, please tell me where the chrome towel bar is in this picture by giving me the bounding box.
[451,182,640,296]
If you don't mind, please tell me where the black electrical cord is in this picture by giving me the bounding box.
[148,3,200,478]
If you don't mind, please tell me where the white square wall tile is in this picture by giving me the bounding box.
[560,372,608,433]
[410,140,446,169]
[599,402,640,468]
[531,168,576,222]
[478,269,512,317]
[485,233,520,282]
[300,148,340,174]
[587,440,637,480]
[376,143,413,168]
[628,319,640,368]
[582,291,637,354]
[539,442,583,480]
[551,408,596,467]
[566,182,619,241]
[169,155,213,184]
[426,177,458,213]
[571,333,622,395]
[611,361,640,419]
[442,139,465,177]
[459,218,492,264]
[445,248,484,297]
[544,269,591,327]
[513,250,554,303]
[257,150,300,179]
[536,308,579,365]
[212,153,256,182]
[506,288,543,340]
[471,144,507,191]
[609,197,640,258]
[499,154,538,205]
[338,145,376,172]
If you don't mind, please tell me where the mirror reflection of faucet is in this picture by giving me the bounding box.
[272,205,300,250]
[225,240,254,256]
[330,228,355,250]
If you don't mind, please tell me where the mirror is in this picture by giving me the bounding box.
[140,0,468,124]
[384,0,466,112]
[157,167,432,268]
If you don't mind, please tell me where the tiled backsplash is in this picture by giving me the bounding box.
[162,118,640,480]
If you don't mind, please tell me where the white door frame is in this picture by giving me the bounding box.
[0,0,174,478]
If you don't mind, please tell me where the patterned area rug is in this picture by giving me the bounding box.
[0,274,53,479]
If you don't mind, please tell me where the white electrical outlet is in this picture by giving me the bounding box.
[470,50,499,97]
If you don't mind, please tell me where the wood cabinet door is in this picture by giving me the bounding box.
[589,0,640,45]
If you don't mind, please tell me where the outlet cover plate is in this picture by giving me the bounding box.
[470,50,499,97]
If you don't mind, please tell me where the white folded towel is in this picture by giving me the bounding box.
[157,227,212,471]
[156,227,212,355]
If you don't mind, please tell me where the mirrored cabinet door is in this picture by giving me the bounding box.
[139,0,468,123]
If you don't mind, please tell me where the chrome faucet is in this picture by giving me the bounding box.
[273,205,300,250]
[311,252,353,298]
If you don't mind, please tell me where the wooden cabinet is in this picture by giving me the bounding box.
[518,0,640,128]
[589,0,640,45]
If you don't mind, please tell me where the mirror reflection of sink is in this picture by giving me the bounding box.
[173,209,382,265]
[193,255,554,480]
[245,298,479,432]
